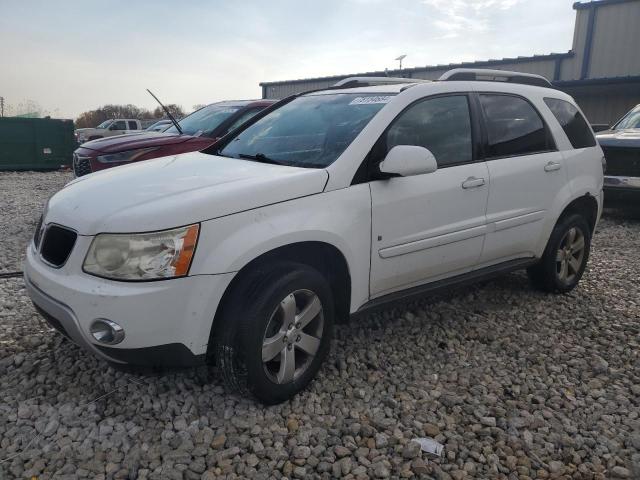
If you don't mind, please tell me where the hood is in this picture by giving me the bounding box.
[596,128,640,148]
[79,132,194,153]
[45,151,329,235]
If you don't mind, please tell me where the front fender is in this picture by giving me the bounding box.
[190,184,372,312]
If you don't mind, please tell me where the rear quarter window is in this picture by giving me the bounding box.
[544,98,596,149]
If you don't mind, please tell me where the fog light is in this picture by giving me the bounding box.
[90,319,125,345]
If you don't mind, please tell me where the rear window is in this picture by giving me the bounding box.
[166,104,242,136]
[479,94,553,158]
[128,120,138,130]
[544,98,596,149]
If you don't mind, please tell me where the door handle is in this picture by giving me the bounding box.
[544,161,562,172]
[461,176,485,189]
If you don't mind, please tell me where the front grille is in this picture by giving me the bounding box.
[40,225,77,267]
[33,215,44,248]
[601,146,640,177]
[73,153,92,177]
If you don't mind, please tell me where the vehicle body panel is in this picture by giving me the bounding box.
[48,152,329,235]
[596,122,640,205]
[369,162,489,296]
[24,243,233,357]
[25,79,604,368]
[192,184,372,312]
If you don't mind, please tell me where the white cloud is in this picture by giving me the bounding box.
[423,0,522,37]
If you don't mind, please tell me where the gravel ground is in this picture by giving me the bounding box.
[1,171,639,480]
[0,171,72,273]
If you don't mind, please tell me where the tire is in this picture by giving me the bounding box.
[527,213,592,293]
[214,262,334,404]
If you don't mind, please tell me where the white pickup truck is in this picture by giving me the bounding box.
[75,119,143,144]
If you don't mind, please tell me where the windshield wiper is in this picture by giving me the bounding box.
[237,153,284,165]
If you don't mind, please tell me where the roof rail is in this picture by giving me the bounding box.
[439,68,553,88]
[331,76,429,89]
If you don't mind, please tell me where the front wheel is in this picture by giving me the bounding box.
[215,262,334,404]
[527,213,592,293]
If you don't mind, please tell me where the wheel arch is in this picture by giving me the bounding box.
[206,241,352,360]
[557,193,599,234]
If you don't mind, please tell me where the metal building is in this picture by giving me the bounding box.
[259,0,640,125]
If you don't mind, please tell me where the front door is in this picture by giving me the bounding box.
[369,94,489,297]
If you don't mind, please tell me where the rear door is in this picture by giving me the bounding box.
[369,94,489,297]
[475,92,566,267]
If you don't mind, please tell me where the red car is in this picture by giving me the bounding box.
[72,99,276,176]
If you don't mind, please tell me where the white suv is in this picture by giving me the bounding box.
[25,69,604,404]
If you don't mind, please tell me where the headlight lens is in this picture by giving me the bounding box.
[83,224,199,280]
[96,147,158,163]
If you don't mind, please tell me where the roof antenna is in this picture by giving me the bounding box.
[146,89,182,134]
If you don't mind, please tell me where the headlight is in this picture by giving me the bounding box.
[83,224,199,281]
[96,147,158,163]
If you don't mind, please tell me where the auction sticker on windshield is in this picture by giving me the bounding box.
[349,96,394,105]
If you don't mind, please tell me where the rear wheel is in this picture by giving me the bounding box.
[527,213,591,293]
[214,262,333,404]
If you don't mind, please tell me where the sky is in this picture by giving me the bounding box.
[0,0,580,119]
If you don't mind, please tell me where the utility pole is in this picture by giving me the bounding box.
[0,97,4,117]
[395,55,407,71]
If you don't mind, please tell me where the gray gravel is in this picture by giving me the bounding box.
[0,171,73,273]
[1,171,639,479]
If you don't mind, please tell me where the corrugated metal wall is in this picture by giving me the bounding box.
[261,57,563,100]
[260,0,640,124]
[588,1,640,78]
[566,83,640,124]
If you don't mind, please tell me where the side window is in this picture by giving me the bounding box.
[113,120,127,131]
[479,94,553,158]
[544,97,596,149]
[223,109,261,135]
[127,120,138,130]
[385,95,472,167]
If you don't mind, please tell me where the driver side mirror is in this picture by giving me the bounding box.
[379,145,438,177]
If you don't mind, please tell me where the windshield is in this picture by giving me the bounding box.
[614,106,640,130]
[219,93,394,168]
[146,120,170,131]
[165,104,242,136]
[96,120,113,129]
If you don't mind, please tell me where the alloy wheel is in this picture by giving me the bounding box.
[555,226,586,284]
[261,289,324,384]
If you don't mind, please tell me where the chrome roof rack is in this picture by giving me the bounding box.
[439,68,553,88]
[331,76,429,89]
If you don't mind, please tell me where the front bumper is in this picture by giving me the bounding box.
[24,242,235,366]
[603,175,640,205]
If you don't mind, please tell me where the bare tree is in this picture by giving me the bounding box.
[152,104,185,119]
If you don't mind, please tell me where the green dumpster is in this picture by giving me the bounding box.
[0,117,75,170]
